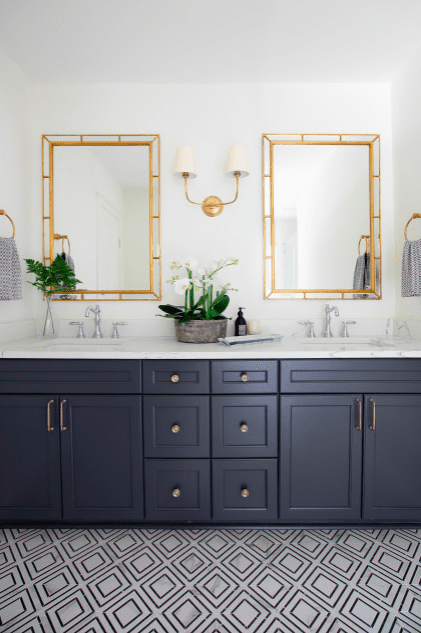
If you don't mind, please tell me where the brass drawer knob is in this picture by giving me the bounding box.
[241,373,249,382]
[172,488,181,498]
[171,374,180,383]
[241,488,249,498]
[172,424,180,434]
[240,423,248,433]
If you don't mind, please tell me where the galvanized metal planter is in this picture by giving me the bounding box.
[175,319,227,344]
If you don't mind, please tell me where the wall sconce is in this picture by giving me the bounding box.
[174,145,249,217]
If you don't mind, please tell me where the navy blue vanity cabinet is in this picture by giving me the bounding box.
[212,360,278,394]
[363,395,421,522]
[213,459,278,521]
[144,459,211,521]
[143,360,212,522]
[59,396,143,522]
[0,396,61,521]
[212,395,278,458]
[143,395,210,458]
[280,395,363,522]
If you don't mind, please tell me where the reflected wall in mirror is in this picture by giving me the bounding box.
[42,134,161,300]
[263,134,381,300]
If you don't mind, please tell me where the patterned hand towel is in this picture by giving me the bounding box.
[0,237,22,300]
[402,239,421,296]
[61,251,75,273]
[353,253,371,290]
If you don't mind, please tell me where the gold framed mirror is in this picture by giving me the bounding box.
[262,134,381,300]
[42,134,161,300]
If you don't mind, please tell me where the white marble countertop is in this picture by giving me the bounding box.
[2,335,421,359]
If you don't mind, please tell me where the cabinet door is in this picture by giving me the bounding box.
[60,396,143,521]
[0,396,61,521]
[363,395,421,521]
[280,395,363,522]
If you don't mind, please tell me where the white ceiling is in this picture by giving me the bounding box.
[1,0,421,83]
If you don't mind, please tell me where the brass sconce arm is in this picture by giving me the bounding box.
[183,171,241,218]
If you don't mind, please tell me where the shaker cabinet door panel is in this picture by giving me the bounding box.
[363,395,421,521]
[212,396,278,457]
[212,459,278,521]
[0,396,61,521]
[60,396,143,522]
[143,396,210,458]
[280,395,363,522]
[144,459,210,521]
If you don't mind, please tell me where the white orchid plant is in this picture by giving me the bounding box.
[158,257,238,323]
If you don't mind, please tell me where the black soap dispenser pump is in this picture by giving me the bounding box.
[235,307,247,336]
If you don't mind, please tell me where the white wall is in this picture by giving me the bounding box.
[392,44,421,319]
[122,188,150,290]
[28,82,394,327]
[0,45,33,332]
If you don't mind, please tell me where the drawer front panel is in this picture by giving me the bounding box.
[212,396,278,457]
[143,396,210,458]
[212,361,278,394]
[0,360,141,394]
[281,359,421,393]
[145,459,210,521]
[213,459,278,521]
[143,360,209,394]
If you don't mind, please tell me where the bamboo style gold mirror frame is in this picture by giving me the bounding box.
[262,134,381,300]
[42,134,161,301]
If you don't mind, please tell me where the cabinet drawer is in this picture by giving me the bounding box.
[0,360,141,394]
[281,359,421,393]
[143,360,209,394]
[212,459,278,521]
[212,361,278,394]
[144,459,210,521]
[143,396,210,458]
[212,396,278,457]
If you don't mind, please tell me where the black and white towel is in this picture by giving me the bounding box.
[402,239,421,296]
[61,251,75,273]
[353,252,371,290]
[0,237,22,300]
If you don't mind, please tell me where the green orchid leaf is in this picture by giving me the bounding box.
[212,293,230,315]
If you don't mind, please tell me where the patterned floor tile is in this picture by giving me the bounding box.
[1,527,421,632]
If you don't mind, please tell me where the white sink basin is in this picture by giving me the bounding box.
[31,338,123,351]
[302,337,397,346]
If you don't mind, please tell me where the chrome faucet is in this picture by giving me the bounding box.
[85,304,103,338]
[324,304,339,337]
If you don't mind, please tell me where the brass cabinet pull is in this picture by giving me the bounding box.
[60,399,67,432]
[240,423,248,433]
[369,398,376,431]
[241,488,249,498]
[171,424,180,434]
[172,488,181,498]
[171,374,180,383]
[47,399,55,432]
[241,373,249,382]
[355,398,362,431]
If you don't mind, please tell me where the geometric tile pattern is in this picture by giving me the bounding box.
[0,527,420,632]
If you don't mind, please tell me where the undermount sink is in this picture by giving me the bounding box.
[31,338,123,350]
[302,337,397,346]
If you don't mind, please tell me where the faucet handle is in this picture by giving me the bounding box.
[70,321,86,339]
[111,322,128,339]
[299,320,316,338]
[342,320,356,338]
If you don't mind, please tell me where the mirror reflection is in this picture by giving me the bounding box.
[263,134,381,300]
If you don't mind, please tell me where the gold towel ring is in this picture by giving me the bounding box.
[358,235,370,255]
[54,233,71,254]
[0,210,16,238]
[404,213,421,240]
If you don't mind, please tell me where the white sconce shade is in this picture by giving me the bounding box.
[225,144,249,178]
[174,146,197,179]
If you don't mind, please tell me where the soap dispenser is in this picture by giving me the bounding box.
[235,307,247,336]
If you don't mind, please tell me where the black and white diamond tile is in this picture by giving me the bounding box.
[1,528,421,632]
